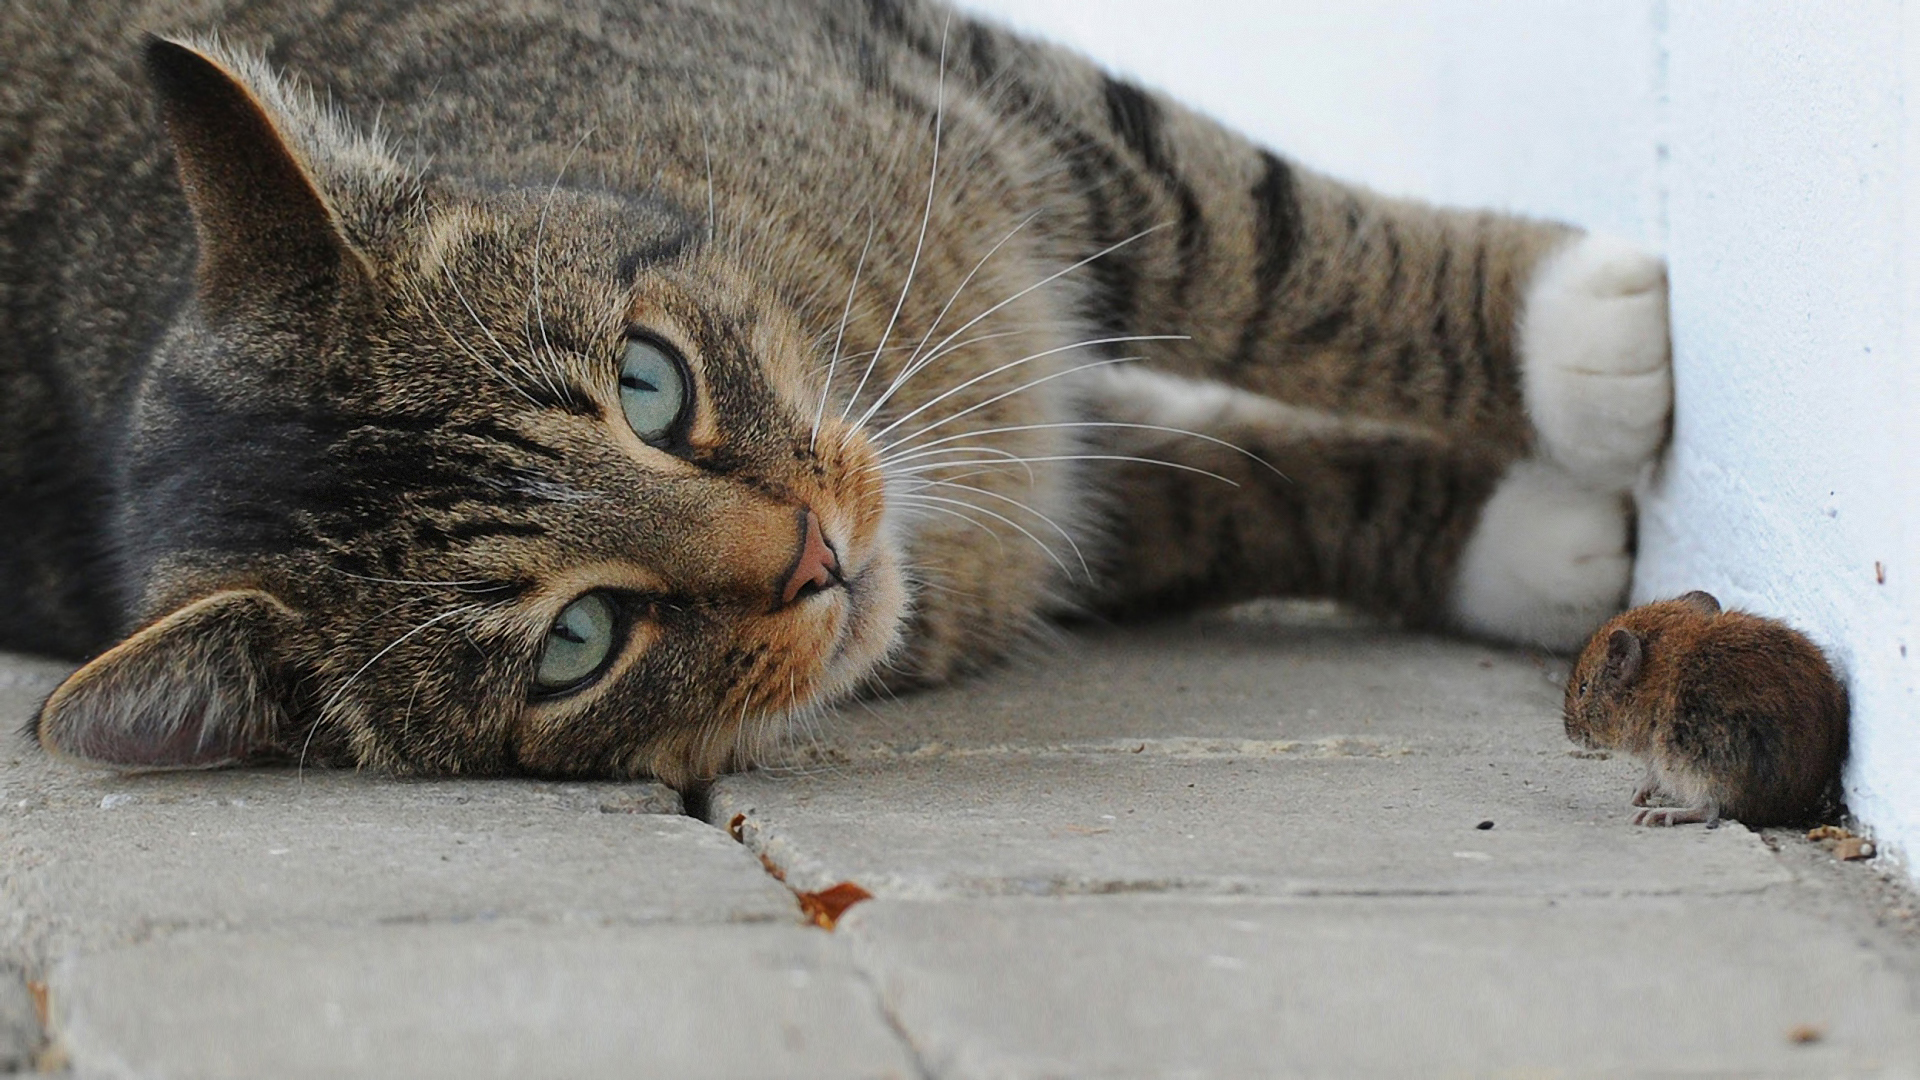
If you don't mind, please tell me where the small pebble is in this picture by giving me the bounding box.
[1787,1023,1825,1045]
[1476,820,1495,830]
[1834,837,1875,861]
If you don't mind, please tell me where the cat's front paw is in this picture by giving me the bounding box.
[1519,234,1671,492]
[1448,461,1631,651]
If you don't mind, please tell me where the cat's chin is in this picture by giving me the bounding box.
[814,544,910,701]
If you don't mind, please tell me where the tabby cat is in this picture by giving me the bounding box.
[0,0,1670,786]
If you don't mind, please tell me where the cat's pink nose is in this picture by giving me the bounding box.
[781,509,842,606]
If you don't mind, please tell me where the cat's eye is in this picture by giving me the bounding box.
[619,336,690,445]
[534,592,619,695]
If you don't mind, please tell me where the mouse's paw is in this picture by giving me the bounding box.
[1632,800,1720,827]
[1448,460,1631,651]
[1631,772,1661,808]
[1520,234,1671,492]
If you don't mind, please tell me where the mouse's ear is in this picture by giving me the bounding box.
[1601,627,1644,689]
[1675,590,1722,615]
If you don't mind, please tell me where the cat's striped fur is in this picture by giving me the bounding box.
[0,0,1669,784]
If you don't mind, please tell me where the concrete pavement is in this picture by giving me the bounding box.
[3,601,1917,1077]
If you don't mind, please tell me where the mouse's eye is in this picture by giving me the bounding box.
[1577,679,1590,695]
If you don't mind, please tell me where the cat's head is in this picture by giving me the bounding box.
[33,38,912,784]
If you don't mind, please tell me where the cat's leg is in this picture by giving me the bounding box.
[826,9,1668,644]
[1445,459,1634,649]
[926,28,1669,645]
[1077,368,1631,649]
[1077,368,1508,628]
[929,27,1671,480]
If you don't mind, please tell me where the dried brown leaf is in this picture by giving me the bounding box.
[797,882,873,930]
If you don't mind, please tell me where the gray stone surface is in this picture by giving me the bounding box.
[712,605,1789,900]
[2,653,910,1078]
[801,601,1569,755]
[52,925,916,1080]
[5,602,1919,1077]
[2,743,792,968]
[0,966,38,1073]
[842,896,1920,1078]
[714,752,1789,899]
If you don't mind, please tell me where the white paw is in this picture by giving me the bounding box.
[1449,460,1631,651]
[1520,234,1672,492]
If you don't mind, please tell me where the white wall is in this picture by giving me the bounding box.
[964,0,1920,878]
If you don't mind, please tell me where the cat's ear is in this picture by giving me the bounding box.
[1675,590,1722,615]
[34,590,297,769]
[143,35,361,320]
[1600,627,1644,690]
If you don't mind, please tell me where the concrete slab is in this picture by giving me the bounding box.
[3,652,834,1074]
[712,752,1789,899]
[50,925,917,1080]
[797,602,1572,757]
[7,597,1917,1078]
[842,895,1920,1079]
[1,673,796,973]
[0,966,37,1074]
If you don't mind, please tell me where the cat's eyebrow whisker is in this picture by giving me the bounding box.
[701,123,717,249]
[527,129,594,374]
[813,215,877,450]
[880,421,1287,479]
[300,603,483,776]
[841,19,949,425]
[852,210,1044,431]
[407,280,545,408]
[872,345,1172,448]
[911,477,1090,578]
[445,267,571,407]
[896,491,1073,577]
[325,568,504,590]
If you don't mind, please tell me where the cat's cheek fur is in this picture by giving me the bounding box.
[1519,233,1672,492]
[1448,460,1633,651]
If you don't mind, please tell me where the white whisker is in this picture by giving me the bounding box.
[877,442,1037,482]
[409,281,544,409]
[913,477,1089,577]
[813,216,877,449]
[701,124,717,248]
[897,491,1072,576]
[852,211,1044,431]
[529,129,594,392]
[446,267,567,405]
[903,222,1172,393]
[301,604,482,775]
[842,20,950,423]
[891,497,1006,551]
[871,353,1148,456]
[887,453,1240,487]
[881,420,1287,479]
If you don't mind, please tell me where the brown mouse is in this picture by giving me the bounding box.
[1563,590,1848,827]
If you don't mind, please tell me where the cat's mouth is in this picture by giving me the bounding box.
[811,544,907,694]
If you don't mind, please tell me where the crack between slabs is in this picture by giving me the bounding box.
[704,798,934,1079]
